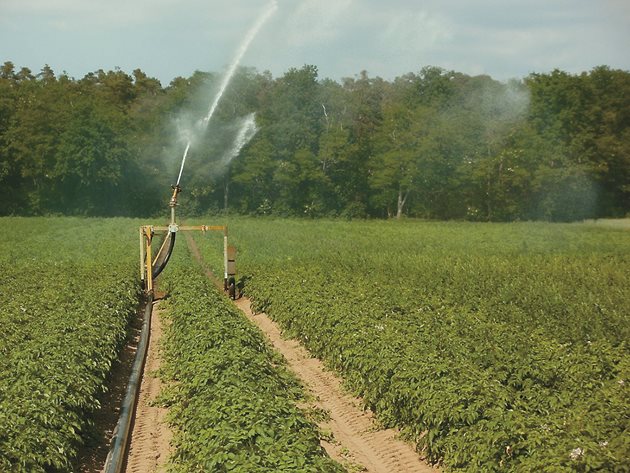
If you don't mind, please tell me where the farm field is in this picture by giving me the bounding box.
[0,218,140,472]
[2,216,628,472]
[156,245,344,472]
[192,218,630,472]
[0,216,346,472]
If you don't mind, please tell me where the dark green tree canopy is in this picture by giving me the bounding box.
[1,61,628,220]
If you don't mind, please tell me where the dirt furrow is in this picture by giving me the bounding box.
[124,302,171,473]
[187,235,436,473]
[234,296,437,473]
[75,306,144,473]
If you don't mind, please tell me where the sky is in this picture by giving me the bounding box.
[1,0,629,85]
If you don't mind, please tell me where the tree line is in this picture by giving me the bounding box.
[1,61,628,220]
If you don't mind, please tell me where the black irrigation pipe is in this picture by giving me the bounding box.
[104,293,154,473]
[153,231,176,280]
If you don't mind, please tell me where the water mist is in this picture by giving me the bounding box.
[220,113,258,167]
[175,0,277,186]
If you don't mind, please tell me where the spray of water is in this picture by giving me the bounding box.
[220,113,258,167]
[176,142,192,186]
[175,0,277,186]
[202,2,277,128]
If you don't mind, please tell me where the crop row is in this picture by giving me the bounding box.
[193,218,629,472]
[0,218,140,472]
[156,246,344,472]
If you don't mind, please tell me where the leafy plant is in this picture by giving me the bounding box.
[193,218,630,472]
[0,217,140,472]
[157,246,344,472]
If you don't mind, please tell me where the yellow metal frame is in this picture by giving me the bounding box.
[139,224,231,295]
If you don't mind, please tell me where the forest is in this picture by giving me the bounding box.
[0,61,628,221]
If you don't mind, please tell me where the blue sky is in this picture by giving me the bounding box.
[1,0,628,85]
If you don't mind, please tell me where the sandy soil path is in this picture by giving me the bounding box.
[124,302,172,473]
[187,235,437,473]
[235,298,436,473]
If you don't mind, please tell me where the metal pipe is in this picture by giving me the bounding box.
[153,232,172,268]
[139,226,145,282]
[103,294,153,473]
[152,232,176,280]
[223,228,228,288]
[169,185,181,226]
[144,227,154,294]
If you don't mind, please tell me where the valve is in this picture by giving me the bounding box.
[169,185,181,225]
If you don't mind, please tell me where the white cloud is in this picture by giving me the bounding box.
[602,0,630,20]
[379,10,453,53]
[0,0,628,84]
[1,0,184,28]
[282,0,354,47]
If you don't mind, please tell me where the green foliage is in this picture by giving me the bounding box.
[157,246,344,472]
[194,218,630,472]
[0,217,140,471]
[0,62,628,220]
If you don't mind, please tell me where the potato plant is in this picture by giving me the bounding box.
[157,246,344,472]
[0,218,140,472]
[193,218,629,472]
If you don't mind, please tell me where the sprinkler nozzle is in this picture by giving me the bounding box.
[169,184,181,207]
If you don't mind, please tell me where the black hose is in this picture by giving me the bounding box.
[103,294,153,473]
[152,231,176,280]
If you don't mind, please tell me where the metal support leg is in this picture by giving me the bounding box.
[139,226,145,283]
[144,227,154,295]
[223,228,228,290]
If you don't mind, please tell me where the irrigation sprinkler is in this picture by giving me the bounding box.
[104,6,276,471]
[108,187,236,473]
[136,1,276,300]
[139,184,236,297]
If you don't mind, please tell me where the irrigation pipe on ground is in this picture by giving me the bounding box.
[104,294,153,473]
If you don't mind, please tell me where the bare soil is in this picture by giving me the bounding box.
[187,235,437,473]
[235,297,436,473]
[124,301,172,473]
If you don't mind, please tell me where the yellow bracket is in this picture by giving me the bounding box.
[139,224,232,296]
